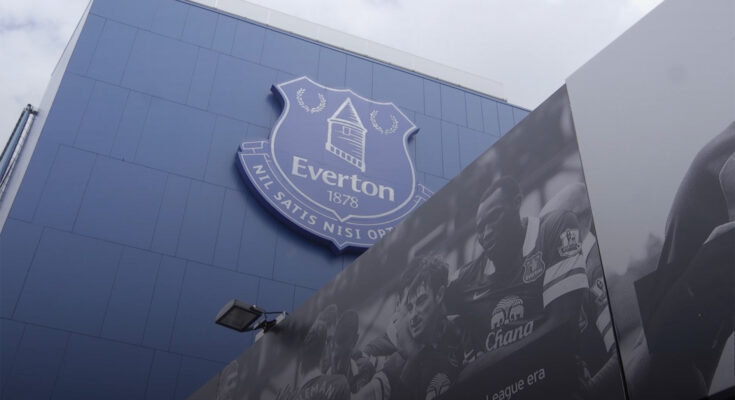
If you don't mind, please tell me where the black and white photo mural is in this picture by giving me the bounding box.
[567,0,734,398]
[191,1,734,398]
[191,86,627,400]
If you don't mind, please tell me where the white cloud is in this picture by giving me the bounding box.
[0,0,662,148]
[0,0,88,147]
[246,0,661,108]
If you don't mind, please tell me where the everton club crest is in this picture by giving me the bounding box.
[238,77,433,251]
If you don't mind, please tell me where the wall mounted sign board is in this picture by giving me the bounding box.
[238,77,432,252]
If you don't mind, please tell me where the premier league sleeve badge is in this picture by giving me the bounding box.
[558,229,582,258]
[237,77,433,252]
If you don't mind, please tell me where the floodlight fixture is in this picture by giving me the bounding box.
[215,299,286,333]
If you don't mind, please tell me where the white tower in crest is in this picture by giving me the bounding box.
[326,98,367,172]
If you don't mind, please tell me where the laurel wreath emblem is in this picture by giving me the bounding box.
[296,88,326,114]
[370,111,398,135]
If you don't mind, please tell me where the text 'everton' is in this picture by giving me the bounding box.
[291,156,396,202]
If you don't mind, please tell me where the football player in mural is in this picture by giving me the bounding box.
[277,304,351,400]
[444,176,589,387]
[539,183,623,399]
[635,122,735,398]
[393,256,462,400]
[322,310,359,377]
[215,359,240,400]
[352,256,460,400]
[322,310,373,393]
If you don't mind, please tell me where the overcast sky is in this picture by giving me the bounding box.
[0,0,662,147]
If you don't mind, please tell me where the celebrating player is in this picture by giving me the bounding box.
[540,182,623,399]
[283,304,350,400]
[445,176,589,385]
[394,256,461,399]
[633,123,735,398]
[352,256,460,400]
[635,133,735,398]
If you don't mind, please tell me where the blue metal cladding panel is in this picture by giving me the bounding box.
[245,123,270,141]
[231,21,266,63]
[0,219,43,318]
[13,228,123,335]
[276,70,298,85]
[372,63,424,112]
[146,350,182,400]
[205,116,250,190]
[345,55,373,97]
[0,0,528,397]
[498,102,516,135]
[37,74,97,147]
[458,126,499,169]
[122,30,199,104]
[74,81,129,155]
[33,146,96,231]
[66,14,104,75]
[75,156,168,248]
[423,79,442,118]
[238,196,280,278]
[7,140,61,221]
[110,90,153,161]
[0,319,25,391]
[482,98,502,136]
[2,324,69,400]
[150,0,189,39]
[151,175,191,255]
[212,189,247,270]
[441,121,461,179]
[414,113,444,177]
[87,20,137,85]
[440,84,467,126]
[318,47,347,88]
[212,14,237,54]
[465,93,485,132]
[8,74,95,221]
[142,256,186,349]
[187,48,218,110]
[182,5,217,48]
[135,98,216,178]
[100,247,162,344]
[272,228,344,290]
[257,278,296,314]
[90,0,159,29]
[209,54,279,127]
[176,180,225,264]
[261,30,320,77]
[53,334,154,400]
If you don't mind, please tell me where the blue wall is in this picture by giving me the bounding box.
[0,0,528,398]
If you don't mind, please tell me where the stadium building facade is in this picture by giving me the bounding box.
[0,0,529,398]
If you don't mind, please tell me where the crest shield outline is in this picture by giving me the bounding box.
[237,77,433,251]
